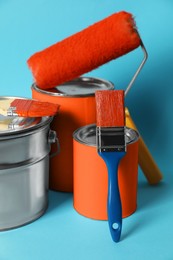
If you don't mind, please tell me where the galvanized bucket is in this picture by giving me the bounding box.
[0,97,58,230]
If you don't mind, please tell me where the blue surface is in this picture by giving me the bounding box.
[0,0,173,259]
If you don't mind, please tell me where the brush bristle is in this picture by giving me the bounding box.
[11,99,60,117]
[27,11,141,90]
[95,90,125,127]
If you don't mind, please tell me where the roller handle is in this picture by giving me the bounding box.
[125,108,163,184]
[99,151,125,242]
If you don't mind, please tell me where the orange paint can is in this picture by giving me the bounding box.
[32,77,114,192]
[73,124,139,219]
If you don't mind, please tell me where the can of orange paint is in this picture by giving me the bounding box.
[32,77,114,192]
[73,124,139,219]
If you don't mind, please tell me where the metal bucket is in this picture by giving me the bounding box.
[0,97,58,230]
[32,77,114,192]
[73,124,139,220]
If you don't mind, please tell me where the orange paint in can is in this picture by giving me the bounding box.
[31,77,114,192]
[73,124,139,219]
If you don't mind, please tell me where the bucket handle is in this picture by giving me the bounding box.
[48,130,60,158]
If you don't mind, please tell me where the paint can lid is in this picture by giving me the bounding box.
[73,124,139,146]
[32,77,114,97]
[0,97,52,137]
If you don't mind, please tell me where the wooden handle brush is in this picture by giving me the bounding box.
[27,11,141,90]
[125,108,163,184]
[96,90,126,243]
[0,98,60,117]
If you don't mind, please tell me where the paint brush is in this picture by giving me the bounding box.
[0,98,60,117]
[96,90,126,242]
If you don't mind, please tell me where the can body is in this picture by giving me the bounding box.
[73,124,139,220]
[32,77,114,192]
[0,100,55,230]
[0,156,49,230]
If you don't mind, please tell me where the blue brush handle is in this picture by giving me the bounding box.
[99,151,126,242]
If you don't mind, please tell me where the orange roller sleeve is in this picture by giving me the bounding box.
[27,11,141,90]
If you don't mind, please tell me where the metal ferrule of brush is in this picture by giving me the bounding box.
[96,126,127,153]
[7,107,17,116]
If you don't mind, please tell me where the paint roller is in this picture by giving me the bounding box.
[27,11,143,90]
[27,10,162,184]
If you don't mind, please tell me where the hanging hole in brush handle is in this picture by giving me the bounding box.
[48,130,60,158]
[99,151,125,243]
[112,223,119,230]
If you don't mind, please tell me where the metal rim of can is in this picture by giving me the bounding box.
[73,124,139,147]
[0,96,53,138]
[31,77,114,98]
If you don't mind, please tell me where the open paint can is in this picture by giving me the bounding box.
[73,124,139,220]
[32,77,114,192]
[0,97,58,230]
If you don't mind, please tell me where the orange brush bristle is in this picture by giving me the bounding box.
[10,99,60,117]
[95,90,125,127]
[27,11,141,90]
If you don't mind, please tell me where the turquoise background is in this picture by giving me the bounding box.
[0,0,173,259]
